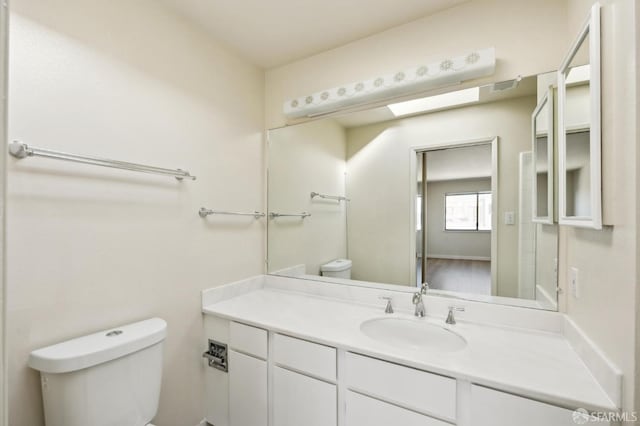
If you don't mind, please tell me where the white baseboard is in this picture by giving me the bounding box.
[427,255,491,261]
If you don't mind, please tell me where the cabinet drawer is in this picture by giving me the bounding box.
[470,385,609,426]
[345,352,456,422]
[273,334,336,381]
[346,391,450,426]
[274,366,337,426]
[229,322,267,359]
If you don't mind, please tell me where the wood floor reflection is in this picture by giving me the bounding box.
[424,258,491,295]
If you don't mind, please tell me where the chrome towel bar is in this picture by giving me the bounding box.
[269,212,311,219]
[9,141,196,181]
[199,208,265,219]
[310,191,350,202]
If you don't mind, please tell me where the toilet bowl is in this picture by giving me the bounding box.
[28,318,167,426]
[320,258,352,279]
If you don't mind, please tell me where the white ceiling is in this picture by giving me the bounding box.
[158,0,469,68]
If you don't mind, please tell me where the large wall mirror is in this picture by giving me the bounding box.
[558,3,602,229]
[267,72,559,310]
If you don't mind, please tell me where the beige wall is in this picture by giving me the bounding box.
[426,178,492,259]
[7,1,264,425]
[346,96,535,295]
[636,0,640,414]
[267,120,347,274]
[0,0,6,422]
[560,0,638,414]
[265,0,568,129]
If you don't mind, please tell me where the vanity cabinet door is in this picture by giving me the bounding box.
[273,366,337,426]
[346,391,450,426]
[229,350,267,426]
[470,385,610,426]
[346,352,456,422]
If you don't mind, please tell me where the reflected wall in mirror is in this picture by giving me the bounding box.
[268,73,559,310]
[558,3,602,229]
[532,89,554,224]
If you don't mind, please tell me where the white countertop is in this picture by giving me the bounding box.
[202,281,618,413]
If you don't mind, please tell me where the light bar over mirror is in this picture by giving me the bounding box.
[283,48,495,119]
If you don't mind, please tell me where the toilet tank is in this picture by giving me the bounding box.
[28,318,167,426]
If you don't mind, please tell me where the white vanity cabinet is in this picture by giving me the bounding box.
[204,317,609,426]
[228,322,268,426]
[228,350,267,426]
[272,333,337,426]
[273,366,337,426]
[346,391,450,426]
[344,352,456,425]
[470,385,611,426]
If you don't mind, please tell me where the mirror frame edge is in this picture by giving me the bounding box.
[558,3,603,230]
[532,88,555,225]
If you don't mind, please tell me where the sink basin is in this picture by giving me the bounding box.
[360,317,467,352]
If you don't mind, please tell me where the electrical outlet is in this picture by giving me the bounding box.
[570,267,579,299]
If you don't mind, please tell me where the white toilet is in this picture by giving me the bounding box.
[28,317,167,426]
[320,258,352,279]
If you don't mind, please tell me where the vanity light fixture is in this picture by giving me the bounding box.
[387,87,480,117]
[283,48,495,119]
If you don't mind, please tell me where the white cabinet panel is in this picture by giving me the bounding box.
[273,366,337,426]
[346,391,450,426]
[346,352,456,422]
[229,321,268,359]
[470,385,610,426]
[273,333,336,381]
[229,350,267,426]
[204,316,229,426]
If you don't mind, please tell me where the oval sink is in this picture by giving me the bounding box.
[360,317,467,353]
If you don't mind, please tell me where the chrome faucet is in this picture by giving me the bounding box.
[379,296,394,314]
[445,306,465,325]
[412,283,429,317]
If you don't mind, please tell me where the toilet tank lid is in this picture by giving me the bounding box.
[320,259,352,272]
[28,317,167,374]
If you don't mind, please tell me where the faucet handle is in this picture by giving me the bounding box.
[379,296,394,314]
[446,306,465,325]
[420,282,430,294]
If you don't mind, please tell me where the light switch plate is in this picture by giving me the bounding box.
[504,211,515,225]
[570,267,580,299]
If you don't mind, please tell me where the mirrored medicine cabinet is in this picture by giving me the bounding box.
[558,3,602,229]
